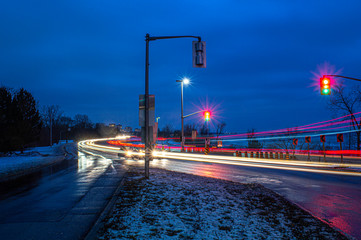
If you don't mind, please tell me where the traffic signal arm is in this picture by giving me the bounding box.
[183,110,204,118]
[324,75,361,82]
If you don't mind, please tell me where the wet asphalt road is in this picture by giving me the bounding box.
[0,148,127,240]
[1,147,360,239]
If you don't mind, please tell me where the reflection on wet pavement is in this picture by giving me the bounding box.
[0,149,112,223]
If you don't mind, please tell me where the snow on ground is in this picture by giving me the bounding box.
[98,168,347,240]
[0,142,73,181]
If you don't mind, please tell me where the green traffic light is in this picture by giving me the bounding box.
[321,88,330,95]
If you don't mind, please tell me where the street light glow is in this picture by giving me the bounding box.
[183,78,190,85]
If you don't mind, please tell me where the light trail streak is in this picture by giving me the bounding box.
[105,135,361,157]
[216,112,361,139]
[218,128,361,142]
[152,151,361,169]
[79,138,361,177]
[167,116,360,141]
[151,154,361,177]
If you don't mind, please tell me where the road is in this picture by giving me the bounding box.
[85,134,360,240]
[0,147,127,240]
[1,139,360,239]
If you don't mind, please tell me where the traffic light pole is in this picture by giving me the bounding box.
[145,34,150,179]
[144,34,202,178]
[324,75,361,82]
[324,74,361,151]
[183,110,204,118]
[181,81,184,152]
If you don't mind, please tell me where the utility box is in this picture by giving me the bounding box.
[139,94,155,127]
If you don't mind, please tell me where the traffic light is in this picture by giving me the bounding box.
[204,111,211,121]
[320,76,331,95]
[192,41,206,68]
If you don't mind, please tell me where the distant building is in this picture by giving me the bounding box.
[116,124,122,132]
[124,126,132,132]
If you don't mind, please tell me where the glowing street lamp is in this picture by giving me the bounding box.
[176,78,190,152]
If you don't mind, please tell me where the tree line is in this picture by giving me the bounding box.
[0,87,42,153]
[0,86,120,153]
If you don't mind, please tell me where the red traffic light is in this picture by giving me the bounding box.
[204,111,211,121]
[320,76,331,95]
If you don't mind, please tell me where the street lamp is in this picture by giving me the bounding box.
[176,77,190,152]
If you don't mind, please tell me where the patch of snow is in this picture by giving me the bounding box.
[98,168,347,240]
[0,144,67,179]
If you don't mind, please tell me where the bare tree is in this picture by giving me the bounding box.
[41,105,62,146]
[216,122,226,139]
[328,84,361,150]
[160,124,174,138]
[267,128,302,154]
[247,128,263,149]
[184,123,197,136]
[74,114,93,129]
[199,123,210,136]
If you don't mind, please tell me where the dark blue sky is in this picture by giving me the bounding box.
[1,0,361,132]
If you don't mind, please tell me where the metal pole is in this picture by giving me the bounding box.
[340,142,343,164]
[50,112,52,147]
[144,34,150,178]
[325,75,361,82]
[142,33,203,178]
[181,81,184,152]
[307,143,310,161]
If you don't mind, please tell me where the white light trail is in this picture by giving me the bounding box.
[78,138,361,177]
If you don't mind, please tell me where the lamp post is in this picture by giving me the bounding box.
[176,78,190,152]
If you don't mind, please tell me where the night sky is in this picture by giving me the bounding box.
[1,0,361,132]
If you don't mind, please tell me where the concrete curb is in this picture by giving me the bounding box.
[84,172,128,240]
